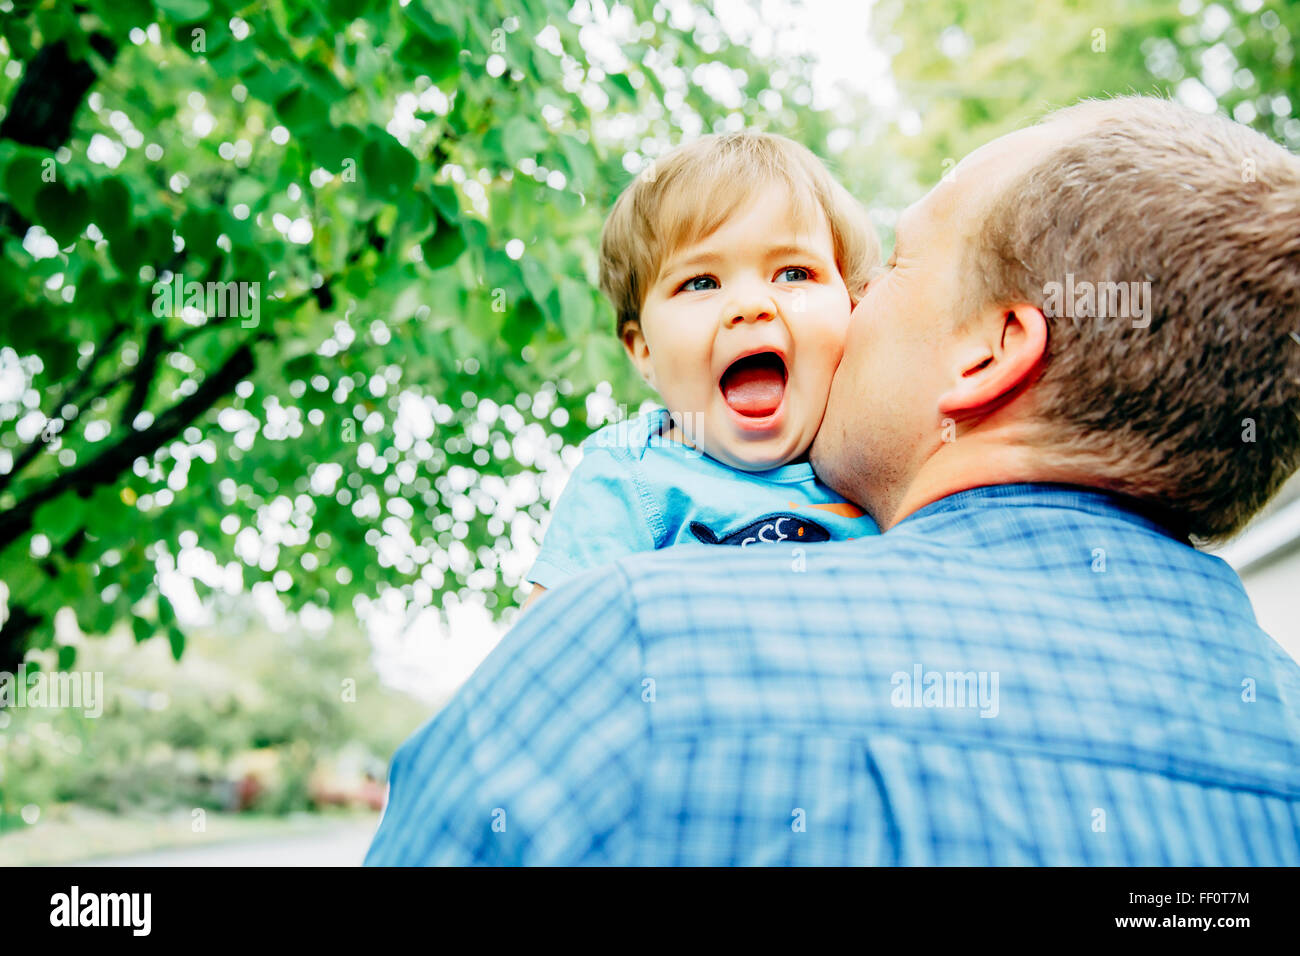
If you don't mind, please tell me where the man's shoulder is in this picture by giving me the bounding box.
[608,511,1300,794]
[616,526,937,577]
[610,535,906,616]
[604,492,1268,657]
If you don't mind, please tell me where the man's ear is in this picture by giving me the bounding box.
[937,303,1047,419]
[622,323,657,390]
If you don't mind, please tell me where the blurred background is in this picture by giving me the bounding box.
[1,0,1297,864]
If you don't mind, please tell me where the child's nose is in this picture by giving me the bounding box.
[728,307,773,326]
[725,289,778,326]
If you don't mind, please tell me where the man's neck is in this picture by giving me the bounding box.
[873,431,1087,532]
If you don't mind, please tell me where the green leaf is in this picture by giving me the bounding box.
[502,116,546,163]
[113,217,172,276]
[180,206,221,260]
[558,135,597,192]
[328,0,375,20]
[299,63,349,104]
[226,176,266,210]
[558,277,595,338]
[92,176,132,234]
[396,190,435,238]
[397,21,459,83]
[92,596,117,635]
[519,256,557,324]
[275,87,332,135]
[606,72,637,101]
[429,182,460,221]
[3,150,47,220]
[167,625,186,661]
[242,60,299,104]
[361,132,418,201]
[155,0,211,23]
[88,0,154,35]
[421,212,466,269]
[35,181,91,246]
[501,294,544,352]
[132,616,153,643]
[301,124,365,175]
[402,5,460,83]
[34,493,89,548]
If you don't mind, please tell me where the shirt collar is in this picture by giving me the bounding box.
[894,482,1193,543]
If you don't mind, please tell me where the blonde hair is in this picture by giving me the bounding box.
[599,131,879,336]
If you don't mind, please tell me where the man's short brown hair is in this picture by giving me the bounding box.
[599,131,879,338]
[974,96,1300,542]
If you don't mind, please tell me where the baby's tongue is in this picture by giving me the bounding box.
[721,356,785,417]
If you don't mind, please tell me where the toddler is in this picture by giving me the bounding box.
[527,132,881,604]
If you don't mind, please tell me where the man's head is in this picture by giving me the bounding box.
[813,96,1300,541]
[600,132,879,470]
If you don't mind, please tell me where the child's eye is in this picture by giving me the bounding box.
[775,267,810,283]
[678,275,719,292]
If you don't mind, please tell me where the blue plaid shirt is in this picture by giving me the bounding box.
[366,484,1300,865]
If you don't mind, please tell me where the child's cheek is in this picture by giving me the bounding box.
[824,295,854,356]
[836,284,854,334]
[823,305,852,371]
[826,339,848,377]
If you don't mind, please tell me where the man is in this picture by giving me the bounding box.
[367,97,1300,865]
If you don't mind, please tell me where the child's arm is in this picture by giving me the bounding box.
[523,583,546,610]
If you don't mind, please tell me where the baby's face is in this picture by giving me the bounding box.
[625,183,853,471]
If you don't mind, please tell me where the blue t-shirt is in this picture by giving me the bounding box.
[528,407,879,589]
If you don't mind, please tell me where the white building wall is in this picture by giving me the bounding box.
[1239,550,1300,665]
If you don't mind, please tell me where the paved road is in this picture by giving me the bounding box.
[76,821,378,867]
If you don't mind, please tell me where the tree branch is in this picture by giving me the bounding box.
[0,33,119,238]
[0,342,257,554]
[0,321,127,495]
[0,604,43,675]
[0,34,117,149]
[119,322,165,429]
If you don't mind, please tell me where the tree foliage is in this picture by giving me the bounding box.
[873,0,1298,195]
[0,0,825,668]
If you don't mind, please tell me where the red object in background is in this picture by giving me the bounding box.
[308,774,385,811]
[235,773,263,811]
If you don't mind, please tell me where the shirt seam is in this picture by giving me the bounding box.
[636,721,1300,800]
[617,446,669,548]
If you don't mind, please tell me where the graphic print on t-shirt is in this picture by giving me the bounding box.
[689,513,832,546]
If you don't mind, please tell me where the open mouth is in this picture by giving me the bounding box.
[720,351,787,419]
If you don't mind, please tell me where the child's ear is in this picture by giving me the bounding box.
[622,323,657,390]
